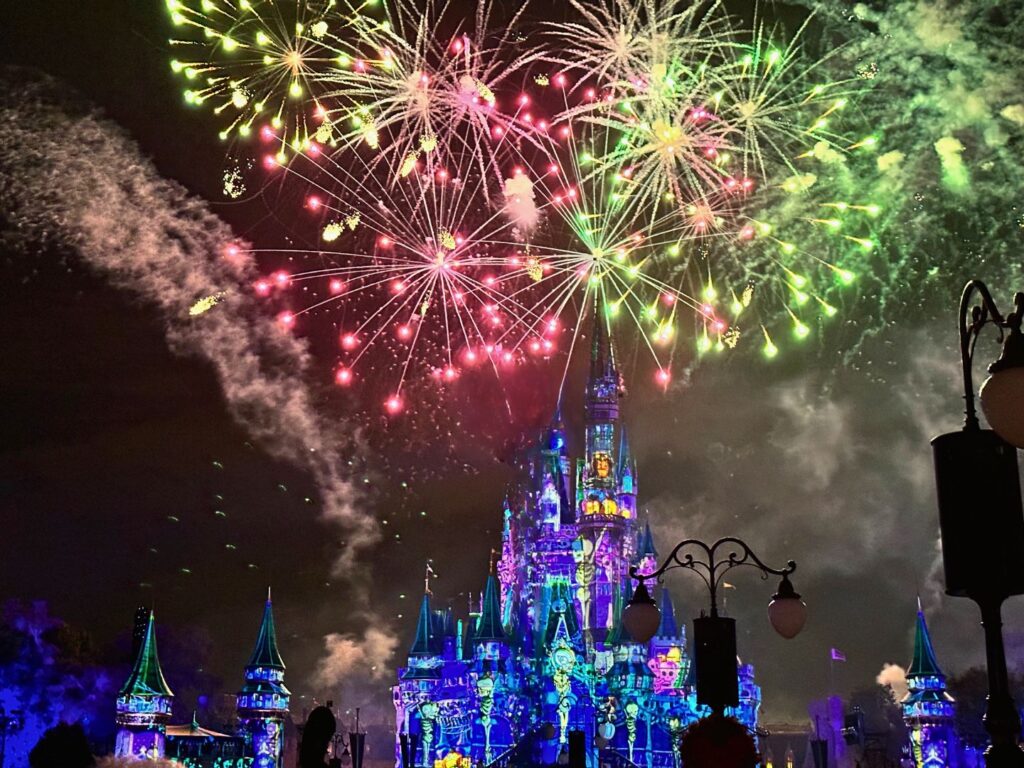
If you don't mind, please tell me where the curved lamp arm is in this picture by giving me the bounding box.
[959,279,1018,430]
[628,536,796,617]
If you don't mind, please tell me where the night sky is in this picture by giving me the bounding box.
[2,0,1023,731]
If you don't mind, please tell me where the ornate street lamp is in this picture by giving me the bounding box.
[932,280,1024,767]
[623,537,805,714]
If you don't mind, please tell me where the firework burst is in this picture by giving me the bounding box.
[250,134,565,410]
[167,0,887,412]
[540,1,881,359]
[312,0,547,186]
[165,0,372,148]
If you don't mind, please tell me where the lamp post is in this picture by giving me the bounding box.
[932,280,1024,768]
[623,537,806,715]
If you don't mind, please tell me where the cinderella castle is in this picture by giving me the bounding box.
[392,317,761,767]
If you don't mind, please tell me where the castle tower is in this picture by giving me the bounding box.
[617,427,638,522]
[576,301,638,639]
[635,519,658,577]
[901,600,956,768]
[579,301,621,511]
[115,610,174,760]
[538,406,574,530]
[237,590,290,768]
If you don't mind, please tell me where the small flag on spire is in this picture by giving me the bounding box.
[830,647,846,662]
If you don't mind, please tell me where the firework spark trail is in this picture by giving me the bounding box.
[785,0,1024,352]
[0,66,377,575]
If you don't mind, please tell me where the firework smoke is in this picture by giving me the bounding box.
[502,173,540,232]
[0,67,376,573]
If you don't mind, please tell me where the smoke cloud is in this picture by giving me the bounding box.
[0,67,377,574]
[315,628,400,687]
[0,67,398,683]
[97,758,179,768]
[876,664,909,703]
[502,173,539,232]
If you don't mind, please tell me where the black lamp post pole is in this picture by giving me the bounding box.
[629,537,797,715]
[932,280,1024,768]
[980,596,1022,766]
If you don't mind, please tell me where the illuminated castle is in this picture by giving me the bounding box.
[901,601,957,768]
[114,596,289,766]
[393,316,761,767]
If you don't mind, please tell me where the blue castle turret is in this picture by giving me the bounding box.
[237,589,290,768]
[115,611,174,760]
[901,600,956,768]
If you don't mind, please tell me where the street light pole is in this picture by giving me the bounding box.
[932,279,1024,768]
[623,537,806,715]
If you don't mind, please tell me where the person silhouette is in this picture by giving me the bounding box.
[299,705,337,768]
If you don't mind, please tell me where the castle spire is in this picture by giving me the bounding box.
[546,401,567,452]
[900,599,955,764]
[618,427,636,482]
[656,587,678,638]
[581,296,621,504]
[115,610,174,760]
[589,294,615,383]
[409,592,438,656]
[247,589,285,670]
[238,594,290,768]
[474,567,507,644]
[908,600,944,679]
[120,610,173,698]
[637,520,658,561]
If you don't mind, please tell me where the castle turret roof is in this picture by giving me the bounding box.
[120,611,173,699]
[247,589,285,670]
[409,593,438,656]
[657,587,679,638]
[475,570,507,644]
[908,600,943,679]
[637,520,658,562]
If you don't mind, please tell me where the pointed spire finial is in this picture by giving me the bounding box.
[425,563,436,596]
[267,586,272,603]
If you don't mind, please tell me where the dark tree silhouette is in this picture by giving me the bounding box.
[947,666,1024,751]
[29,723,95,768]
